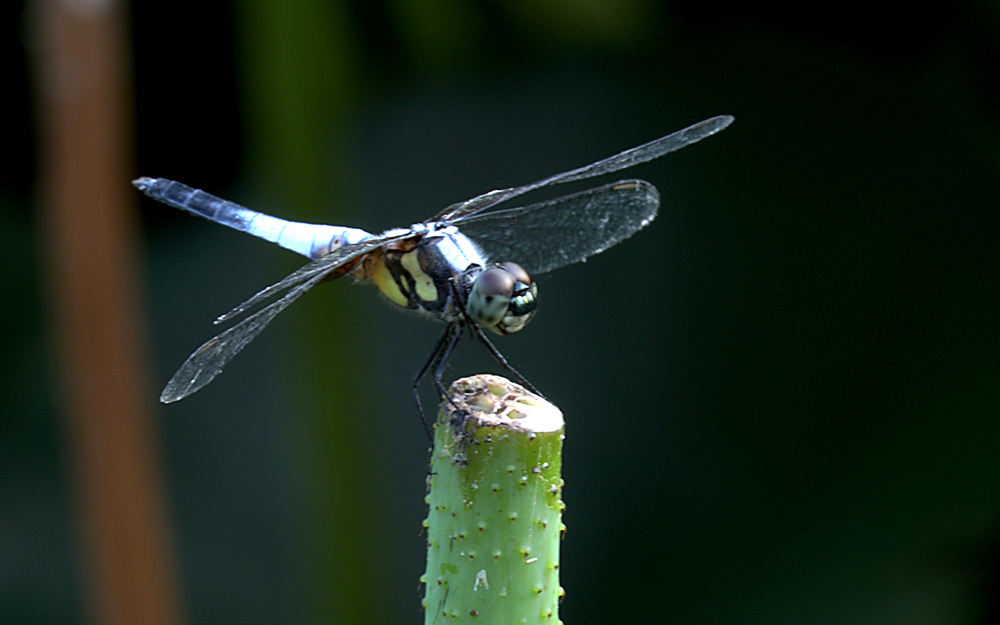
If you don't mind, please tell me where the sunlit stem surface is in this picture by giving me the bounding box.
[422,375,566,625]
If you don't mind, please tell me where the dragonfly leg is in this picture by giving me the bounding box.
[432,323,466,408]
[448,272,547,400]
[413,323,462,440]
[469,323,547,400]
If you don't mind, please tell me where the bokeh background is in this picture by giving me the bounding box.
[3,0,1000,624]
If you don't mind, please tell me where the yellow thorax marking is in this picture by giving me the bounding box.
[368,251,410,308]
[402,250,438,303]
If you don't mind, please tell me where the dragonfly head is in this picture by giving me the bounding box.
[466,262,537,335]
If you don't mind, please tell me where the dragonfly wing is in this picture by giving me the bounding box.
[160,268,332,402]
[431,115,732,223]
[456,179,660,276]
[161,232,411,402]
[213,234,407,324]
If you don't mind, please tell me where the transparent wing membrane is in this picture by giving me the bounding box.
[160,236,407,402]
[456,179,660,275]
[160,268,330,402]
[212,235,406,324]
[432,115,732,222]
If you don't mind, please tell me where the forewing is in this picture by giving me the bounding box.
[455,179,660,276]
[214,234,403,324]
[161,233,409,402]
[160,269,331,402]
[431,115,732,223]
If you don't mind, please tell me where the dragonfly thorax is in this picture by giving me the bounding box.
[466,262,538,335]
[360,225,538,334]
[359,224,488,323]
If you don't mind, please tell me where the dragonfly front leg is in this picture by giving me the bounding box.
[469,323,546,400]
[412,323,463,440]
[431,324,468,418]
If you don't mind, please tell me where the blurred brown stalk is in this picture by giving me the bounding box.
[31,0,184,623]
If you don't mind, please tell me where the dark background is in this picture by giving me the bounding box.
[3,0,1000,623]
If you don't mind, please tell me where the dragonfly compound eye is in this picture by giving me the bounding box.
[467,263,537,335]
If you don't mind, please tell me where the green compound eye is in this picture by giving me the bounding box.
[467,262,537,335]
[467,266,515,328]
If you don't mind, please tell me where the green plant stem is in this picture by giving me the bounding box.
[423,375,566,625]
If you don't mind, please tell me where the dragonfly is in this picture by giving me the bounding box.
[136,114,733,422]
